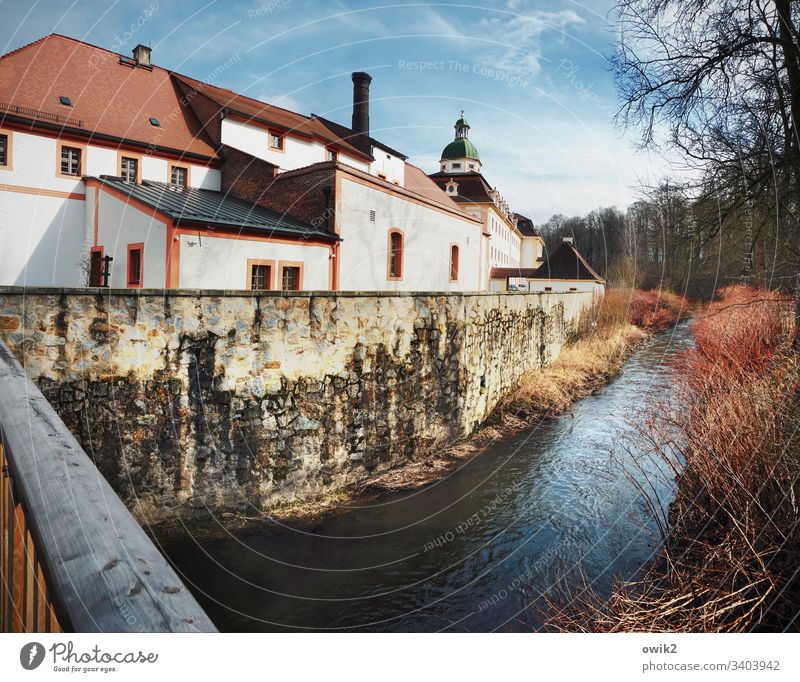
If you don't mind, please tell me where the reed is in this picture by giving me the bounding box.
[543,285,800,632]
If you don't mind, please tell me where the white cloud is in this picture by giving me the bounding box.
[474,7,586,78]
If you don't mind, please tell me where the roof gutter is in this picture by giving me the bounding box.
[173,218,340,243]
[2,114,220,164]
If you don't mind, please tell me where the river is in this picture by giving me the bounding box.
[160,323,693,632]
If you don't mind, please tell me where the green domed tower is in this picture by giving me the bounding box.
[439,111,481,174]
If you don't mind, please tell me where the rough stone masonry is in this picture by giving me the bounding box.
[0,288,594,521]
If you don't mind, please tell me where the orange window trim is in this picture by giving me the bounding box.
[387,228,404,281]
[449,243,460,282]
[277,260,304,291]
[169,162,191,188]
[1,121,220,166]
[117,151,142,183]
[127,242,144,288]
[246,258,275,290]
[56,140,87,179]
[0,127,13,170]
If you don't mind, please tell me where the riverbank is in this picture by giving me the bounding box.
[149,288,689,541]
[548,285,799,632]
[159,315,697,632]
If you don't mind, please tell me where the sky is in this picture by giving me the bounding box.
[0,0,675,223]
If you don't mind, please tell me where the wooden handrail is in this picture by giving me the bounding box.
[0,341,216,632]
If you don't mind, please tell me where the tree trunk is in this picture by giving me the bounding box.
[795,272,800,349]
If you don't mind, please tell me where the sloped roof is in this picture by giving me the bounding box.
[172,74,373,162]
[313,114,408,160]
[428,171,494,204]
[92,176,337,241]
[274,160,480,223]
[441,137,480,161]
[490,267,542,279]
[403,163,468,214]
[529,241,604,282]
[0,34,217,159]
[513,213,541,238]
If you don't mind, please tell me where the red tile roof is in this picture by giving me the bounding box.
[0,34,217,159]
[403,163,469,215]
[172,73,372,162]
[490,267,542,279]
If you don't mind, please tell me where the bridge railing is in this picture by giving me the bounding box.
[0,341,216,633]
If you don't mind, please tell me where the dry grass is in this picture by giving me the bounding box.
[544,285,800,632]
[497,287,688,421]
[498,323,645,419]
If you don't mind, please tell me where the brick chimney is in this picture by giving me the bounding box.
[132,44,151,66]
[351,71,372,138]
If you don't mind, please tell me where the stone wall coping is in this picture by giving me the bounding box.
[0,286,586,299]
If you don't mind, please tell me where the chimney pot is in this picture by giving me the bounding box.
[351,71,372,139]
[132,44,151,66]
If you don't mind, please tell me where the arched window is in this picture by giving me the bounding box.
[387,229,403,280]
[450,244,459,281]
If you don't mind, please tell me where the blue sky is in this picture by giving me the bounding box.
[0,0,673,222]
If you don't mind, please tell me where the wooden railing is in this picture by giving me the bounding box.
[0,341,216,632]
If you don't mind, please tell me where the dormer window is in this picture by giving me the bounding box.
[149,117,160,127]
[446,182,458,196]
[59,96,72,107]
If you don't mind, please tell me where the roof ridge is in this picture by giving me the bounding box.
[0,33,51,62]
[171,72,312,123]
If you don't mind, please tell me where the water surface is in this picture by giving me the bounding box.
[161,323,692,631]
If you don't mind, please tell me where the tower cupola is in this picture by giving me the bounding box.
[439,111,481,174]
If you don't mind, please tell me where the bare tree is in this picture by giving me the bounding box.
[613,1,800,296]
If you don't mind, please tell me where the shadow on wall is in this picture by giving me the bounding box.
[10,198,86,286]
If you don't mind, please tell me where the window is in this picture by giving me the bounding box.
[369,209,376,223]
[450,244,459,281]
[278,262,303,291]
[452,162,461,170]
[377,172,387,180]
[149,117,160,127]
[60,145,82,176]
[170,165,188,188]
[282,267,299,290]
[127,243,144,287]
[269,132,284,150]
[326,149,337,162]
[247,260,274,290]
[468,163,475,170]
[120,156,138,183]
[0,132,9,168]
[59,95,72,107]
[387,229,403,280]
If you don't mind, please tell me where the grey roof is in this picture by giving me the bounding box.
[91,176,338,241]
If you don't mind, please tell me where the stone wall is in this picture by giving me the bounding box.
[0,288,594,521]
